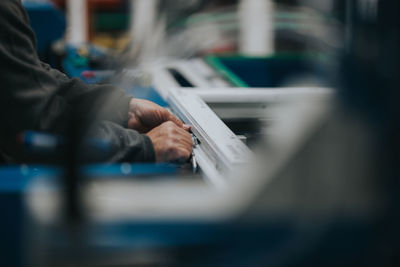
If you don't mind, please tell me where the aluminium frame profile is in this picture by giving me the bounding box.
[167,88,253,188]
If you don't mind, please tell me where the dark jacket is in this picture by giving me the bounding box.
[0,0,155,163]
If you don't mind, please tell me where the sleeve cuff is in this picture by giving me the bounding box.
[117,94,133,128]
[140,134,156,162]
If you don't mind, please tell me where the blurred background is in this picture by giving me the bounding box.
[1,0,399,266]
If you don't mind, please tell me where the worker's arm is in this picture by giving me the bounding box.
[0,1,143,162]
[0,0,192,163]
[0,1,131,130]
[88,121,155,163]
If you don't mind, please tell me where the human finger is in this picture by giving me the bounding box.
[165,111,184,128]
[175,127,193,147]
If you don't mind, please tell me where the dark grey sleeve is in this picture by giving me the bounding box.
[0,0,155,163]
[87,121,155,163]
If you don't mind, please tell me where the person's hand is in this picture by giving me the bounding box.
[146,121,193,163]
[128,98,189,133]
